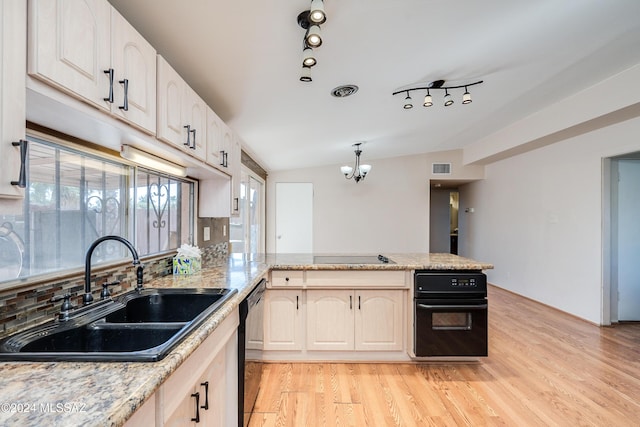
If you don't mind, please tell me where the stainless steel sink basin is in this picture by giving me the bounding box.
[0,288,237,362]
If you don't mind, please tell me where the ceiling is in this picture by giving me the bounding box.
[108,0,640,172]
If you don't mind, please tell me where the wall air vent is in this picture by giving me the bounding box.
[432,163,452,175]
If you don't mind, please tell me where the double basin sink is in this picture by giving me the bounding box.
[0,288,237,362]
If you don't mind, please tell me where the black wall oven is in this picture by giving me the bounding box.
[414,270,488,357]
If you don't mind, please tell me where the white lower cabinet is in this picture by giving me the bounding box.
[155,308,238,427]
[263,289,303,351]
[307,290,404,351]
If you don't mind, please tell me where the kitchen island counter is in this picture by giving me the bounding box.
[0,253,491,426]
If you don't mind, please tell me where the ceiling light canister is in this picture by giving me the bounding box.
[404,92,413,109]
[300,66,312,82]
[306,25,322,47]
[444,89,454,106]
[462,87,472,104]
[423,89,433,107]
[302,47,316,67]
[309,0,326,24]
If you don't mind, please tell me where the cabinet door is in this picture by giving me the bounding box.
[355,290,404,351]
[230,134,242,216]
[0,0,26,198]
[164,387,197,427]
[157,55,185,147]
[28,0,111,111]
[264,290,303,351]
[110,7,156,134]
[205,107,222,168]
[183,86,207,161]
[307,290,354,351]
[199,348,226,425]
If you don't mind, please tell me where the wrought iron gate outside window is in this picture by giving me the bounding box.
[0,136,194,283]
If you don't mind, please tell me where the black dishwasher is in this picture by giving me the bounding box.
[238,278,266,427]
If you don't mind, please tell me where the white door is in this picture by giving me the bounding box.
[617,159,640,320]
[275,183,312,253]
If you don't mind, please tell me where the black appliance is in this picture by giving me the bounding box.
[414,270,488,357]
[238,279,266,427]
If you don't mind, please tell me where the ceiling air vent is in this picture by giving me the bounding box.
[432,163,452,175]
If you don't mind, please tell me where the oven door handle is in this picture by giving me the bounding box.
[417,303,488,310]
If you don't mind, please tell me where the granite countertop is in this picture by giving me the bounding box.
[0,253,492,426]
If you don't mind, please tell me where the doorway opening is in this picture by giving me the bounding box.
[429,185,459,254]
[605,153,640,323]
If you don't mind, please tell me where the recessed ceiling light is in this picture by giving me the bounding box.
[331,84,359,98]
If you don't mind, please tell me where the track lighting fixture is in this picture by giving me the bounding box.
[392,79,483,109]
[340,143,371,183]
[297,1,326,81]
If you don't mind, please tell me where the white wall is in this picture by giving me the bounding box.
[462,115,640,324]
[267,154,431,253]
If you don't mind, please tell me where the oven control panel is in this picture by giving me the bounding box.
[414,271,487,296]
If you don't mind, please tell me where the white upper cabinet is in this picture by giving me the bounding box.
[0,0,27,198]
[28,0,111,111]
[110,8,156,134]
[28,0,156,134]
[157,55,206,161]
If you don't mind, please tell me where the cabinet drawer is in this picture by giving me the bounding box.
[306,270,407,288]
[270,270,304,287]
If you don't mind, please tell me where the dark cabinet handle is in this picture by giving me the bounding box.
[119,78,129,111]
[350,295,352,310]
[200,381,209,410]
[11,140,28,188]
[358,295,361,310]
[191,392,200,423]
[103,69,114,103]
[190,128,197,149]
[219,150,228,167]
[234,197,239,212]
[296,295,299,310]
[184,125,192,147]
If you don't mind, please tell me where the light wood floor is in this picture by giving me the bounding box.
[248,285,640,426]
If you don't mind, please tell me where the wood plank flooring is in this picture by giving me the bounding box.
[248,285,640,426]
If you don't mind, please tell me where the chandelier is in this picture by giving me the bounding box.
[298,0,326,82]
[392,79,483,109]
[340,143,371,183]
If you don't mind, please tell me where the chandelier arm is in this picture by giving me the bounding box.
[391,80,483,96]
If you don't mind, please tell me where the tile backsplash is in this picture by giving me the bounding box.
[0,240,229,339]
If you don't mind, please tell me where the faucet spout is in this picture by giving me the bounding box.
[84,235,142,305]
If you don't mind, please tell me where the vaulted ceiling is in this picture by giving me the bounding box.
[108,0,640,172]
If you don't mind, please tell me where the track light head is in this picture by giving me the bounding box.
[309,0,326,24]
[302,47,316,67]
[462,87,472,104]
[403,92,413,109]
[300,66,312,82]
[444,89,454,106]
[423,90,433,107]
[306,25,322,47]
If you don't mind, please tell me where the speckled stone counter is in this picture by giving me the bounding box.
[0,253,491,426]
